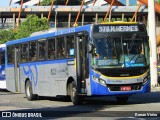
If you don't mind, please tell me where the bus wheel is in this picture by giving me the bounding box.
[69,81,83,105]
[116,96,129,104]
[25,80,37,101]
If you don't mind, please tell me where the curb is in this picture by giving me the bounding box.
[151,86,160,92]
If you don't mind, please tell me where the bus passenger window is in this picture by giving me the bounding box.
[7,46,14,64]
[29,42,37,61]
[48,38,55,60]
[38,41,46,60]
[0,52,5,64]
[56,37,65,58]
[66,36,74,58]
[21,43,28,62]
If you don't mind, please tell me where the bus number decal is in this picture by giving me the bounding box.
[99,26,138,32]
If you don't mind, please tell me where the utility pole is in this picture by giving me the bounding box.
[126,0,129,6]
[148,0,158,86]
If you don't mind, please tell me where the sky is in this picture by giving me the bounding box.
[0,0,10,7]
[119,0,137,5]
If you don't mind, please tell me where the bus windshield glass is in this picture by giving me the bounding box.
[91,35,149,68]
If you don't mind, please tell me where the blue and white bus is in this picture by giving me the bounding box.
[0,44,6,89]
[6,22,150,105]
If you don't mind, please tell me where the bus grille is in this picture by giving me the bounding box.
[95,66,149,77]
[107,83,142,91]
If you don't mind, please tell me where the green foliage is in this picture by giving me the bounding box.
[0,29,15,44]
[15,14,49,39]
[40,0,81,6]
[98,18,109,23]
[155,0,160,4]
[40,0,52,6]
[0,14,49,43]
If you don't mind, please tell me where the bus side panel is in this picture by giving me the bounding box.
[20,63,39,94]
[38,61,68,96]
[6,66,16,92]
[19,59,76,97]
[0,64,6,89]
[47,60,76,96]
[37,62,58,96]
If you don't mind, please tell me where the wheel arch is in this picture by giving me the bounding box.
[24,78,35,94]
[66,76,75,95]
[24,78,30,89]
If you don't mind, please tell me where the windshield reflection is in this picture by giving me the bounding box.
[91,36,149,68]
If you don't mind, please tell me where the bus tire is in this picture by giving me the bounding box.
[116,96,129,104]
[25,80,37,101]
[69,81,83,105]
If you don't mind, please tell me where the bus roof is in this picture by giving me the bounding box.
[6,24,93,46]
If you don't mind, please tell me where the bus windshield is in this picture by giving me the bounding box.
[91,35,149,68]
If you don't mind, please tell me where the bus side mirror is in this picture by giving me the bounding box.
[88,44,92,53]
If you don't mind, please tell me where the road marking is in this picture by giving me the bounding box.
[0,106,30,111]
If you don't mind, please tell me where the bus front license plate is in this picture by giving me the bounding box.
[120,86,131,91]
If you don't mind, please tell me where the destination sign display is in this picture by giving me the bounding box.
[94,25,139,33]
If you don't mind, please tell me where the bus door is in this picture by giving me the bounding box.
[76,33,89,94]
[14,45,21,92]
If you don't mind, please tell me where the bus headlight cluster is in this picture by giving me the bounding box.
[143,74,150,85]
[92,76,106,86]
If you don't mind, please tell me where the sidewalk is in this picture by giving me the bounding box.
[151,86,160,92]
[151,79,160,92]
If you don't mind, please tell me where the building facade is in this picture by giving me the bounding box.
[12,0,138,6]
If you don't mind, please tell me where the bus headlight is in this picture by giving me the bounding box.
[99,78,106,86]
[92,75,106,86]
[92,76,99,82]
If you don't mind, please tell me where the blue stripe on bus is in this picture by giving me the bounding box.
[6,64,14,68]
[6,58,74,68]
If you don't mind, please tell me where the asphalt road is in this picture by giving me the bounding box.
[0,89,160,119]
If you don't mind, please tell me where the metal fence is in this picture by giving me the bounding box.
[1,21,160,30]
[50,22,95,28]
[0,22,13,30]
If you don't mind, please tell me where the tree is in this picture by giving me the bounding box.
[0,29,15,44]
[15,14,49,39]
[156,0,160,4]
[0,14,49,43]
[40,0,81,6]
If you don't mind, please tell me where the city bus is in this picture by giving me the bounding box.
[0,44,6,89]
[6,22,150,105]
